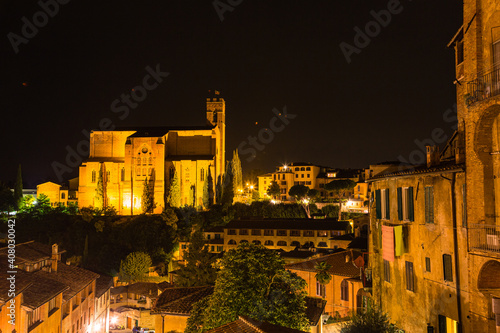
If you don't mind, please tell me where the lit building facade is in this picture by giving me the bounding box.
[78,93,226,214]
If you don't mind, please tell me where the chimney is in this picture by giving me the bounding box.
[426,146,440,168]
[51,244,58,273]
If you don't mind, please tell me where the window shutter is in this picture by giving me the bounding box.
[385,189,390,219]
[397,187,403,220]
[375,189,381,219]
[408,187,414,221]
[443,254,453,282]
[438,315,447,333]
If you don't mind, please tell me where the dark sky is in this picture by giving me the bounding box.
[0,0,463,187]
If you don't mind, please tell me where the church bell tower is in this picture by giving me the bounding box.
[206,90,226,178]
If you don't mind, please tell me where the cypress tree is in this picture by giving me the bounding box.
[231,150,243,195]
[167,169,181,208]
[95,165,105,209]
[142,177,155,213]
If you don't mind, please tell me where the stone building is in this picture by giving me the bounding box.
[449,0,500,331]
[78,92,226,214]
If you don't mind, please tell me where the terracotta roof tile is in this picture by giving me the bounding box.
[207,316,308,333]
[152,285,213,315]
[285,250,363,278]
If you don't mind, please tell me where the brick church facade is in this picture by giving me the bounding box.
[77,92,226,214]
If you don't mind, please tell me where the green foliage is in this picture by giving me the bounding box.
[288,185,309,201]
[142,177,156,214]
[187,243,309,332]
[341,302,398,333]
[0,182,16,212]
[266,181,280,199]
[325,179,356,220]
[14,165,23,209]
[221,161,234,205]
[307,189,320,202]
[321,205,340,218]
[119,251,152,282]
[314,261,332,286]
[231,150,243,196]
[95,165,105,209]
[176,231,217,287]
[167,169,181,208]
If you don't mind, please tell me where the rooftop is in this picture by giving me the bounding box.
[367,161,465,181]
[152,285,214,315]
[285,250,363,278]
[206,316,307,333]
[0,241,65,265]
[224,219,351,231]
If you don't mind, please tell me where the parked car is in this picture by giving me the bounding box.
[132,327,154,333]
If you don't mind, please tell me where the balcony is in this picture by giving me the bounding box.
[469,224,500,254]
[466,67,500,104]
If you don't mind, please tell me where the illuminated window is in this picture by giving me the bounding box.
[92,170,96,183]
[317,230,328,237]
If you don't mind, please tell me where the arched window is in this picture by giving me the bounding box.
[294,167,299,171]
[252,240,261,245]
[240,240,248,243]
[106,171,110,182]
[121,168,125,181]
[61,193,65,199]
[264,240,274,246]
[148,156,152,165]
[277,241,287,246]
[291,241,300,247]
[341,280,349,301]
[306,167,311,171]
[301,167,305,171]
[91,170,96,183]
[228,240,236,245]
[137,156,141,165]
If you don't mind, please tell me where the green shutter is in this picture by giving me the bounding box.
[375,189,381,219]
[408,187,414,222]
[385,188,390,219]
[397,187,403,220]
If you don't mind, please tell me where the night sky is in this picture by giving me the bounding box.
[0,0,462,187]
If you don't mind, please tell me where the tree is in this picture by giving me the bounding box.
[221,161,234,205]
[0,182,15,212]
[203,168,214,208]
[231,150,243,195]
[142,177,156,213]
[167,169,181,208]
[95,164,105,209]
[13,164,23,209]
[119,251,152,282]
[314,261,332,286]
[324,179,357,220]
[266,181,280,200]
[288,185,309,201]
[187,243,309,332]
[176,231,217,287]
[341,302,398,333]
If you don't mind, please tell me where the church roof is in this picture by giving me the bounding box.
[105,125,216,138]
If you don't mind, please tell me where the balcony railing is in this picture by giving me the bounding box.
[469,224,500,253]
[466,67,500,104]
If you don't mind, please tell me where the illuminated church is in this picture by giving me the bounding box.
[77,92,226,214]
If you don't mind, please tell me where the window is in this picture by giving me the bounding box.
[425,257,431,272]
[383,260,391,283]
[424,186,434,223]
[397,187,414,221]
[316,281,326,297]
[291,241,300,247]
[306,167,311,171]
[301,167,305,171]
[251,229,261,236]
[239,229,248,235]
[290,230,300,236]
[228,240,236,245]
[121,168,125,181]
[456,39,464,65]
[27,307,41,327]
[91,170,96,183]
[106,170,110,182]
[215,234,221,239]
[200,169,205,181]
[181,244,187,249]
[277,241,287,246]
[307,174,310,178]
[277,230,287,236]
[317,242,327,247]
[317,230,328,237]
[405,261,414,291]
[319,183,324,188]
[61,192,65,199]
[443,254,453,282]
[228,229,236,235]
[264,240,274,246]
[49,297,57,314]
[340,280,349,301]
[211,246,215,251]
[252,240,261,245]
[439,315,459,333]
[462,184,467,227]
[264,230,274,236]
[281,181,287,185]
[169,167,175,179]
[301,174,304,178]
[295,174,298,178]
[303,230,314,237]
[281,188,287,194]
[206,234,211,240]
[217,246,223,252]
[295,167,299,171]
[375,189,390,220]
